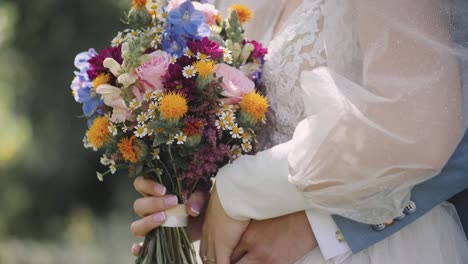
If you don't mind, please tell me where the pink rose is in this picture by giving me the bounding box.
[192,2,219,25]
[136,50,171,91]
[215,64,255,104]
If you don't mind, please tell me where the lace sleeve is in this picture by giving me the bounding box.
[288,0,466,224]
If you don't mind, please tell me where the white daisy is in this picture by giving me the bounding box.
[183,47,194,57]
[182,65,197,78]
[152,148,160,160]
[241,131,252,143]
[97,172,104,182]
[145,124,153,136]
[230,125,244,139]
[241,141,252,152]
[174,133,187,145]
[231,145,242,159]
[196,52,210,61]
[166,134,174,145]
[154,24,164,34]
[223,53,233,64]
[129,99,142,111]
[109,160,117,174]
[137,113,148,124]
[108,123,118,136]
[134,124,148,138]
[151,90,164,101]
[154,167,163,177]
[215,119,228,130]
[148,101,158,113]
[143,91,153,101]
[170,55,178,64]
[121,124,128,133]
[100,154,111,165]
[111,32,124,47]
[82,133,97,151]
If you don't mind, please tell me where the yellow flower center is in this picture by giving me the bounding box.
[159,92,188,120]
[92,74,111,92]
[240,92,269,121]
[193,60,215,78]
[229,4,253,23]
[232,126,240,134]
[88,116,111,149]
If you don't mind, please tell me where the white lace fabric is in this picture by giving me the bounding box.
[216,0,468,224]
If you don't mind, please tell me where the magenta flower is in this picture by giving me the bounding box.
[243,40,268,60]
[187,37,223,60]
[87,46,123,80]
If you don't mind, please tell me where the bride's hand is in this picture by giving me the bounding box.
[130,176,208,256]
[200,185,250,264]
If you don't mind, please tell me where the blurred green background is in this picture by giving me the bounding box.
[0,0,142,262]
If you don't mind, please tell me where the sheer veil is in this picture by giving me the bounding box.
[286,0,468,223]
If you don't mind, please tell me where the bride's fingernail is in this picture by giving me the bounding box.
[152,212,166,223]
[164,196,178,206]
[131,244,140,256]
[154,184,166,195]
[190,203,201,215]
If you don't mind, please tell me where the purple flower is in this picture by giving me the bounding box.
[87,46,123,80]
[167,1,206,37]
[163,56,196,97]
[187,37,223,60]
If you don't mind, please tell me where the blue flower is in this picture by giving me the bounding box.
[77,86,103,117]
[167,1,206,37]
[162,34,187,57]
[71,48,104,125]
[74,48,97,71]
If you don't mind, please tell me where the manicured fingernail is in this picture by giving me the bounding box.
[155,184,166,195]
[152,212,166,223]
[164,196,178,206]
[190,203,201,215]
[131,244,140,256]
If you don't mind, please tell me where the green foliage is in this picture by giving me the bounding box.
[0,0,131,240]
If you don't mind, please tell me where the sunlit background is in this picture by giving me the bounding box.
[0,0,144,262]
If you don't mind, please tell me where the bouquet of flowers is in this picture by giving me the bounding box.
[70,0,268,263]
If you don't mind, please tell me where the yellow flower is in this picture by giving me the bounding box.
[193,60,215,78]
[132,0,147,8]
[159,92,188,120]
[118,136,140,163]
[87,116,111,149]
[240,92,269,121]
[92,74,111,92]
[229,4,253,23]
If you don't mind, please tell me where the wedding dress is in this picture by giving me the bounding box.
[214,0,468,263]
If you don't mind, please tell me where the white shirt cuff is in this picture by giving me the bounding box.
[306,209,352,263]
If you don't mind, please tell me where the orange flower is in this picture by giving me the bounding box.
[229,4,253,23]
[183,120,204,136]
[132,0,147,8]
[118,136,140,163]
[88,116,111,149]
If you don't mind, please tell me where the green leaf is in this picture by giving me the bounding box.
[153,133,167,147]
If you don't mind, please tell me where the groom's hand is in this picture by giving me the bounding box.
[231,211,317,264]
